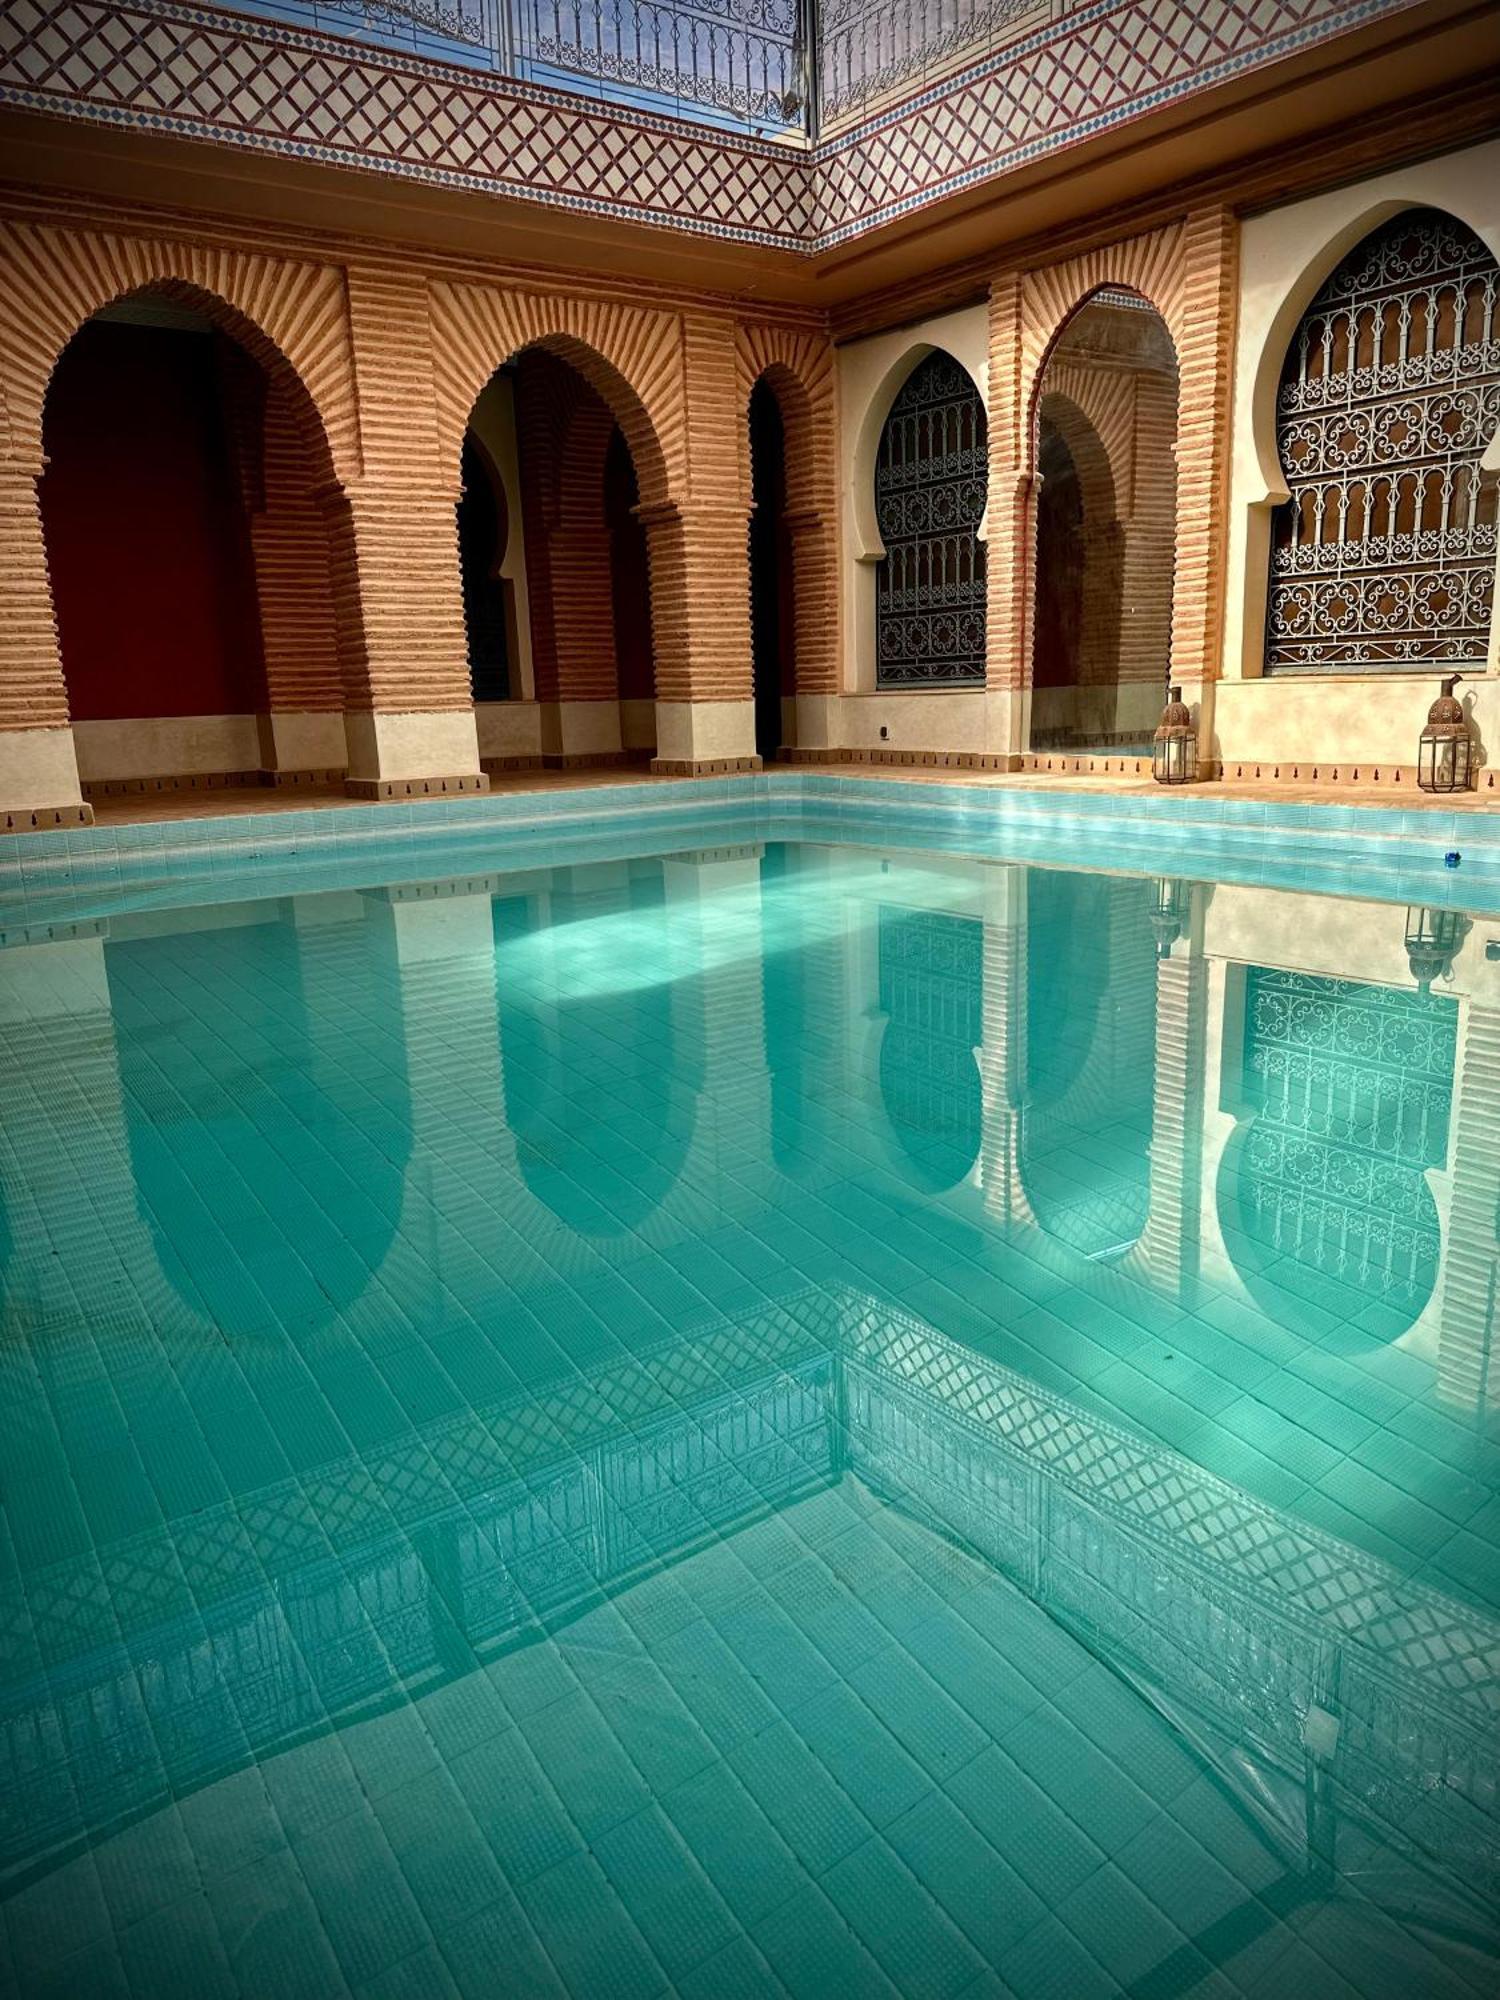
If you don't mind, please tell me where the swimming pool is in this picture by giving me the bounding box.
[1,806,1497,1998]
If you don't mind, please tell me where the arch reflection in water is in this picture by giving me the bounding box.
[876,904,983,1192]
[1220,968,1455,1345]
[108,901,414,1338]
[493,858,702,1239]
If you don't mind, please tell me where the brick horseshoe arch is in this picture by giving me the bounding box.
[427,282,685,508]
[736,323,838,700]
[0,222,360,485]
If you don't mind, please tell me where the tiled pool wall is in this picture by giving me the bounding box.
[3,774,1499,934]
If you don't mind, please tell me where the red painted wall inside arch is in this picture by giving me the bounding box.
[39,321,268,722]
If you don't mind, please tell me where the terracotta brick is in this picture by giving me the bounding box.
[735,323,840,698]
[988,210,1239,706]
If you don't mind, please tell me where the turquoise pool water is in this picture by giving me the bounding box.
[1,830,1496,1998]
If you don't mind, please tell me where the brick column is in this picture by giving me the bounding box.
[650,312,757,775]
[0,461,89,828]
[1169,205,1239,778]
[250,372,349,782]
[340,264,486,799]
[983,272,1029,766]
[514,364,627,765]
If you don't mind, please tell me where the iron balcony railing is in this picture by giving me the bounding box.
[236,0,812,134]
[817,0,1044,127]
[215,0,1053,137]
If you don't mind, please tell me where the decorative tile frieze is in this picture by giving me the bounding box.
[0,0,1430,251]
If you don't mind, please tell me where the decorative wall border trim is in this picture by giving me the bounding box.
[0,0,1436,254]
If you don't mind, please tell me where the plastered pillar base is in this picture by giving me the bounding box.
[1,727,92,830]
[784,689,1023,769]
[539,699,629,769]
[343,710,489,800]
[650,699,760,776]
[1179,679,1221,782]
[256,710,350,782]
[476,699,545,771]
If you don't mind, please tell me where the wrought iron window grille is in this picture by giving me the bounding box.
[1265,208,1500,677]
[874,351,989,689]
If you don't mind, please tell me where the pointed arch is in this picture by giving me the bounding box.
[428,282,683,508]
[872,348,989,689]
[736,323,839,708]
[0,222,359,483]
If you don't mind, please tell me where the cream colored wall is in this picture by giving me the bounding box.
[474,700,543,761]
[72,715,263,782]
[1218,139,1500,770]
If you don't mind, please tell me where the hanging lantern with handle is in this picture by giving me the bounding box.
[1152,687,1197,786]
[1416,675,1474,794]
[1404,905,1469,993]
[1150,877,1192,958]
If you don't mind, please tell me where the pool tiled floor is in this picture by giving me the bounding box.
[1,836,1496,1995]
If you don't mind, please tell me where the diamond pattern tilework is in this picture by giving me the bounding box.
[0,0,1428,250]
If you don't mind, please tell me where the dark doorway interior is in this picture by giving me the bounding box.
[749,380,792,762]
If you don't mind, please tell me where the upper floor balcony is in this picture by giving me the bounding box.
[131,2,1080,143]
[0,0,1489,285]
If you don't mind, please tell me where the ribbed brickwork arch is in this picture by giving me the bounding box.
[736,322,838,697]
[428,282,684,507]
[734,325,833,510]
[1020,232,1190,396]
[0,222,359,483]
[990,211,1236,705]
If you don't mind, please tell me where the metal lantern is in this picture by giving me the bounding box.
[1152,687,1197,786]
[1150,877,1191,958]
[1405,906,1469,994]
[1417,675,1474,793]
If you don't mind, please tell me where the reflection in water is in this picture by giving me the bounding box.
[0,1288,1495,1936]
[877,906,982,1192]
[494,868,701,1237]
[1222,970,1454,1342]
[1023,871,1155,1260]
[109,907,413,1337]
[1,841,1498,1992]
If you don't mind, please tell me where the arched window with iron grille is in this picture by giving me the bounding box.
[1265,207,1500,675]
[875,351,987,687]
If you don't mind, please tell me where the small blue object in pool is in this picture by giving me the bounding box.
[1445,850,1461,867]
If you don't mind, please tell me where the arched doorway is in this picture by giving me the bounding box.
[1265,207,1499,678]
[39,291,354,790]
[461,345,659,768]
[1029,291,1178,750]
[874,350,987,687]
[457,430,515,703]
[749,378,793,760]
